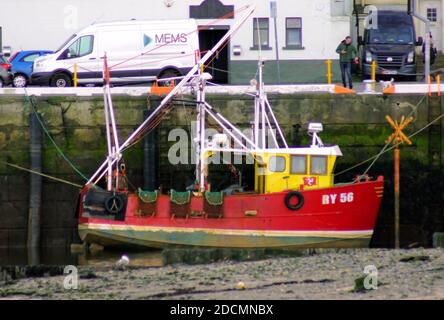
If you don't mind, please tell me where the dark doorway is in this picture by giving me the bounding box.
[199,27,229,84]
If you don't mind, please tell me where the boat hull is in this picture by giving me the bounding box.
[77,177,384,249]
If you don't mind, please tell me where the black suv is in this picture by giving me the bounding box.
[359,10,423,81]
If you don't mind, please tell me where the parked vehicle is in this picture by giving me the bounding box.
[9,50,53,87]
[359,10,423,81]
[31,19,199,87]
[0,54,13,87]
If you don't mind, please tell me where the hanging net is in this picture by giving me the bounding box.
[138,188,158,203]
[170,190,191,205]
[204,191,224,206]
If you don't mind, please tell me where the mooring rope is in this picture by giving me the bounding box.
[23,90,89,181]
[0,160,83,188]
[335,109,444,177]
[357,95,426,176]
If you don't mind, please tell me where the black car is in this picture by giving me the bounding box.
[0,54,13,87]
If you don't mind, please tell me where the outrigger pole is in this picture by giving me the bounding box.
[87,5,256,186]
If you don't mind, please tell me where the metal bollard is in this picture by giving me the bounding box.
[326,59,332,85]
[73,63,78,87]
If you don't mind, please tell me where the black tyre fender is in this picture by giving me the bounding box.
[284,191,304,211]
[104,194,125,214]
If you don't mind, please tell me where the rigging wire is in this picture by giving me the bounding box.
[335,105,442,177]
[358,95,426,176]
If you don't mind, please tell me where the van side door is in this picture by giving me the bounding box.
[97,29,142,83]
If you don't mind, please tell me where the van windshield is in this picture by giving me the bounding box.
[55,34,77,53]
[366,14,414,44]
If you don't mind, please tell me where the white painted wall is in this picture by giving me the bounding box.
[0,0,350,61]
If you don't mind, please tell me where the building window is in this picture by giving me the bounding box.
[285,17,303,49]
[290,155,307,174]
[310,156,327,175]
[427,8,437,22]
[252,17,271,50]
[269,156,286,173]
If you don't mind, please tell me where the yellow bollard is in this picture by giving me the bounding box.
[437,74,441,97]
[371,60,376,81]
[326,59,332,85]
[73,63,78,88]
[428,75,432,97]
[199,63,204,75]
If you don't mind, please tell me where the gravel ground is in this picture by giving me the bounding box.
[1,248,444,300]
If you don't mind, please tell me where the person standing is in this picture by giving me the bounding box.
[422,32,437,80]
[336,36,358,89]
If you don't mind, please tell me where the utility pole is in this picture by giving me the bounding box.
[270,1,280,83]
[385,115,414,249]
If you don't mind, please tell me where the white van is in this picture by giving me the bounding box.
[31,19,199,87]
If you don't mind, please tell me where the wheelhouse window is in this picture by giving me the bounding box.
[285,17,303,48]
[252,18,270,49]
[427,8,437,22]
[66,35,94,59]
[269,156,286,172]
[290,155,307,174]
[310,156,327,175]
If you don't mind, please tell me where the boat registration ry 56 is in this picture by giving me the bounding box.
[322,192,354,205]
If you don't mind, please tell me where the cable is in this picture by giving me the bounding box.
[335,109,444,177]
[358,95,426,176]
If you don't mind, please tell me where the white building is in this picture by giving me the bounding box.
[0,0,356,83]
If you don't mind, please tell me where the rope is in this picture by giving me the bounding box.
[358,95,426,176]
[23,91,89,181]
[0,160,83,188]
[335,110,444,177]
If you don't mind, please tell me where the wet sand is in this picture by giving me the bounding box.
[1,248,444,300]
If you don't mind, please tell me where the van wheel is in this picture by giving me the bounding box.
[50,73,72,87]
[158,69,179,87]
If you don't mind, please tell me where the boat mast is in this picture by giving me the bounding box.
[254,58,289,150]
[195,65,207,192]
[102,54,121,191]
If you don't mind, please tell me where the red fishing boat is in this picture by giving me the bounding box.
[77,7,384,249]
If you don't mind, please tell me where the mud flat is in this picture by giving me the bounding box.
[1,248,444,300]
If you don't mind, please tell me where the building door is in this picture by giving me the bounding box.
[198,27,229,84]
[420,0,442,51]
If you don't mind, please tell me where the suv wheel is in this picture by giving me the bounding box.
[50,73,72,87]
[13,74,27,88]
